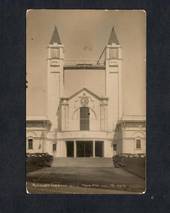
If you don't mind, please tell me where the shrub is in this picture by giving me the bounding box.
[112,155,126,168]
[26,153,53,172]
[112,154,146,178]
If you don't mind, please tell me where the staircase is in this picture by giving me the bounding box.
[51,157,114,167]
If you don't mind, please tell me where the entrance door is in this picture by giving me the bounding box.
[95,141,104,157]
[66,141,74,157]
[77,141,93,157]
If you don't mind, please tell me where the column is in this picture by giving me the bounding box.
[74,140,77,158]
[93,140,95,158]
[42,131,46,153]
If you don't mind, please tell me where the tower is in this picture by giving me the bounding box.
[47,27,64,130]
[105,27,122,131]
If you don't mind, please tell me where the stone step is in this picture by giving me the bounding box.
[51,157,114,167]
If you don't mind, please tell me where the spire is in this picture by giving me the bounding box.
[108,27,119,45]
[49,26,61,45]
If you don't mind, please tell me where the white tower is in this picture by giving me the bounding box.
[105,27,122,131]
[47,27,64,130]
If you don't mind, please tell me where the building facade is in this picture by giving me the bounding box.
[26,27,146,158]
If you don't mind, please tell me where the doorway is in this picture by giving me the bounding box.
[95,141,104,157]
[76,141,93,157]
[66,141,74,157]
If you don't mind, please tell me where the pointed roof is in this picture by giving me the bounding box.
[108,27,119,45]
[64,88,108,100]
[49,26,61,44]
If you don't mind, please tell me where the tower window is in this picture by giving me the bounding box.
[51,48,59,58]
[136,139,141,149]
[109,48,118,59]
[28,138,33,150]
[80,107,89,130]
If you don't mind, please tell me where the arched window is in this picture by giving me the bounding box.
[51,48,59,58]
[80,107,89,130]
[109,48,118,59]
[28,138,33,150]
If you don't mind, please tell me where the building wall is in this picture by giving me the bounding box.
[26,122,146,157]
[26,29,146,158]
[52,139,114,158]
[60,90,105,132]
[122,128,146,154]
[116,121,146,155]
[104,140,114,157]
[64,69,105,97]
[54,139,66,157]
[26,130,45,153]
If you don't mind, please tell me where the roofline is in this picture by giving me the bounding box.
[64,64,105,70]
[121,115,146,121]
[117,115,146,125]
[26,116,48,121]
[62,88,108,100]
[49,26,62,45]
[108,26,119,45]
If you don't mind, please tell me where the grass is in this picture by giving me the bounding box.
[123,157,145,179]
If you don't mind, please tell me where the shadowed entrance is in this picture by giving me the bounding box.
[76,141,93,157]
[66,141,104,158]
[66,141,74,157]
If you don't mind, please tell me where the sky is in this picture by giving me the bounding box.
[26,10,146,117]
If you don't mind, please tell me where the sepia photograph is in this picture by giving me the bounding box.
[26,10,146,194]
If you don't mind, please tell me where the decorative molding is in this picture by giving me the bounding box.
[67,88,108,101]
[80,93,89,107]
[64,64,105,70]
[26,120,51,130]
